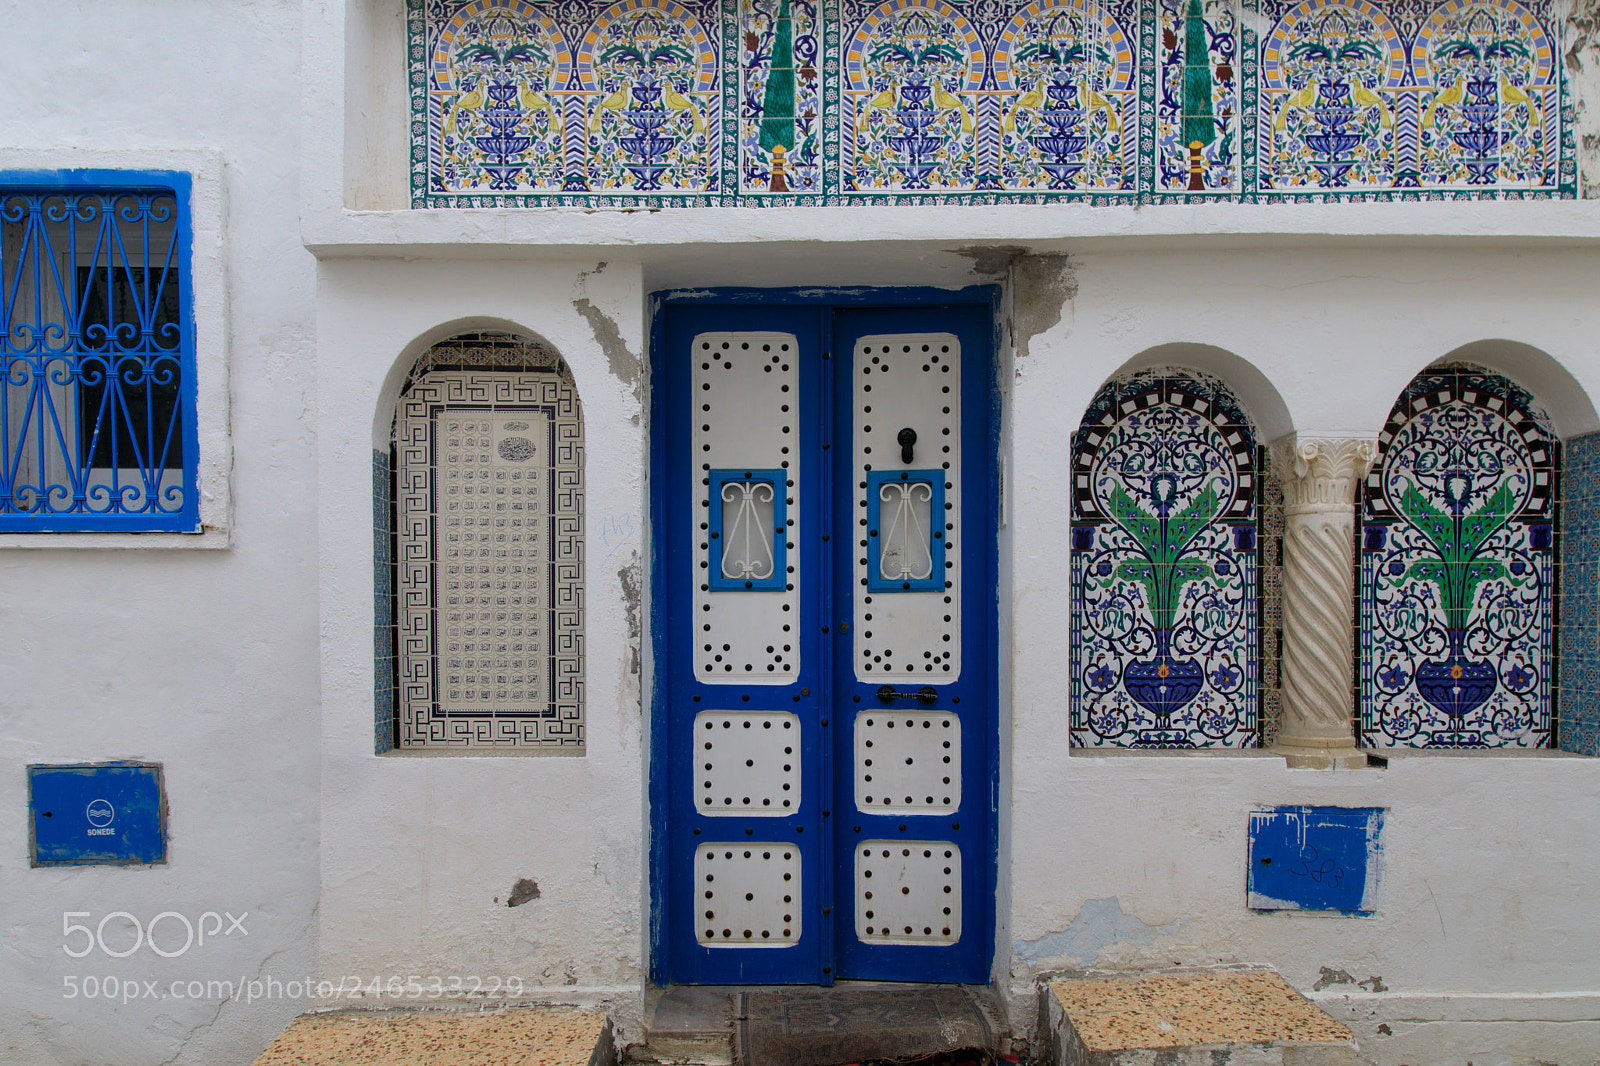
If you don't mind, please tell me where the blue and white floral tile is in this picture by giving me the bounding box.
[1558,430,1600,755]
[409,0,1573,205]
[1359,365,1558,748]
[1069,370,1262,748]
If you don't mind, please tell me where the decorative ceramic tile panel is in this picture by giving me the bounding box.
[1255,0,1563,196]
[376,449,397,754]
[741,0,826,195]
[415,0,722,205]
[1154,0,1240,194]
[396,369,585,748]
[409,0,1571,204]
[1558,431,1599,756]
[1359,364,1557,748]
[1070,370,1261,747]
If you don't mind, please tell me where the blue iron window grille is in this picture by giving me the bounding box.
[707,468,787,591]
[866,469,945,592]
[0,172,196,532]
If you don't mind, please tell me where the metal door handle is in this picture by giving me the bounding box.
[877,685,938,705]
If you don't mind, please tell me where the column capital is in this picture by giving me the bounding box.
[1269,434,1378,514]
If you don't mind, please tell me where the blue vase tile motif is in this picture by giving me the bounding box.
[423,0,575,195]
[1414,0,1558,187]
[1359,364,1558,748]
[408,0,1572,205]
[1070,371,1261,748]
[583,0,721,194]
[417,0,720,204]
[993,0,1139,194]
[1258,0,1406,190]
[841,0,988,193]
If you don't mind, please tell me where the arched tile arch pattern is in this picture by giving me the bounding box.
[1358,362,1556,748]
[376,333,586,752]
[1070,369,1263,748]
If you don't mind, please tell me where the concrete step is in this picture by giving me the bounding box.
[1040,968,1357,1066]
[630,984,1008,1066]
[632,987,737,1066]
[250,1005,615,1066]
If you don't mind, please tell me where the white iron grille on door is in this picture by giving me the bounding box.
[396,370,584,748]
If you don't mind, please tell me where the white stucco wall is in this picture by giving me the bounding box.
[314,257,651,1030]
[310,240,1600,1066]
[0,2,320,1065]
[3,0,1599,1063]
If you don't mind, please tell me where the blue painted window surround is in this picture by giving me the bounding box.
[708,468,788,591]
[0,171,197,532]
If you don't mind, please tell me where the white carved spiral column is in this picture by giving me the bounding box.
[1271,435,1376,768]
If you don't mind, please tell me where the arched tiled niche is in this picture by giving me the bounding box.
[374,330,586,753]
[1069,360,1288,748]
[1358,346,1600,755]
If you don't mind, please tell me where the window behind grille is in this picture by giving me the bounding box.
[0,177,195,531]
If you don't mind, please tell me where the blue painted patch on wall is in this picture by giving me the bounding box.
[1248,806,1384,914]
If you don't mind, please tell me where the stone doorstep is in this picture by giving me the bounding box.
[633,987,738,1066]
[250,1005,615,1066]
[1041,969,1358,1066]
[630,983,1011,1066]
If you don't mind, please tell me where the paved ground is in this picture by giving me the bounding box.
[250,1006,610,1066]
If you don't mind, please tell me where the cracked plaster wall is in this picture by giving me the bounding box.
[1004,245,1600,1065]
[317,256,650,1035]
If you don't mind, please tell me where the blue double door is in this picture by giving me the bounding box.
[653,292,997,985]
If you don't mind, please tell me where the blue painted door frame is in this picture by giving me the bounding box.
[649,287,1000,986]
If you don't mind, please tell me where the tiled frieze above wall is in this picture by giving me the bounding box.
[408,0,1574,206]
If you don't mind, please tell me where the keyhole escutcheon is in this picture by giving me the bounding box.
[898,427,917,464]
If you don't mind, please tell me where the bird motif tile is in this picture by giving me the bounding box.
[408,0,1573,205]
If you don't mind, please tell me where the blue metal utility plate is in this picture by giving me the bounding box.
[29,763,167,866]
[1248,806,1383,914]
